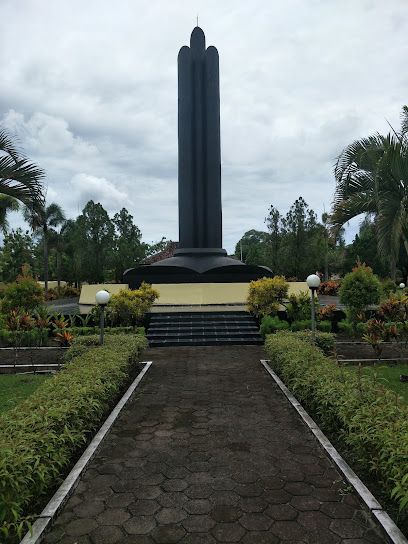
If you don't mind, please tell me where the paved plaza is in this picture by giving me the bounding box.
[42,346,389,543]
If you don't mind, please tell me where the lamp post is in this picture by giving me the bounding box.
[95,290,110,345]
[306,274,321,346]
[399,283,405,289]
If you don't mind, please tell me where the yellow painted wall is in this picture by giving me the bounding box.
[79,284,129,305]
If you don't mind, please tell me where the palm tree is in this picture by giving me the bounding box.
[330,107,408,280]
[0,128,45,210]
[24,203,66,291]
[0,194,19,234]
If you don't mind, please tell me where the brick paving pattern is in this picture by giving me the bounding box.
[43,346,389,543]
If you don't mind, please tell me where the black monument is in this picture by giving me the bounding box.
[124,27,272,288]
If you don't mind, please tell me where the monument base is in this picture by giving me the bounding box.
[123,249,273,289]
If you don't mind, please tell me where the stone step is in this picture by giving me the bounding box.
[148,336,263,347]
[146,311,261,347]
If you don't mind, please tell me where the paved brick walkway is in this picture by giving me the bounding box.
[43,346,389,543]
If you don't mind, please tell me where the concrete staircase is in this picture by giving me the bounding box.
[147,311,262,347]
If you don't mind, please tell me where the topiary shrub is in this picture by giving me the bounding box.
[247,276,289,317]
[339,261,381,322]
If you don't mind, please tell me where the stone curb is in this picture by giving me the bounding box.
[261,359,408,544]
[20,361,153,544]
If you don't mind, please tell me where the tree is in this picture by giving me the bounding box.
[245,242,265,266]
[330,106,408,280]
[265,205,282,273]
[234,230,268,262]
[0,195,19,234]
[342,218,390,278]
[112,208,146,282]
[0,127,45,210]
[76,200,114,283]
[23,203,66,291]
[279,197,324,279]
[0,228,35,283]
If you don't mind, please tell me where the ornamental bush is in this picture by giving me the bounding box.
[339,262,381,322]
[247,276,289,317]
[92,283,159,327]
[259,315,289,337]
[0,333,147,541]
[317,280,341,296]
[285,290,314,322]
[1,266,44,313]
[265,331,408,514]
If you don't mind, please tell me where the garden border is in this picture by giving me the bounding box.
[261,359,408,544]
[20,361,153,544]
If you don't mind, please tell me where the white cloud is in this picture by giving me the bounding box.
[1,0,408,253]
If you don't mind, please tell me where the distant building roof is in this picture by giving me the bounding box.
[140,241,179,265]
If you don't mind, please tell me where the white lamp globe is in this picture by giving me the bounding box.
[306,274,321,289]
[400,283,405,289]
[95,290,110,305]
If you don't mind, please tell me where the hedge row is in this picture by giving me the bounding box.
[264,331,408,513]
[0,326,145,347]
[0,333,148,541]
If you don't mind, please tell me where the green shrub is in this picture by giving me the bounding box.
[0,328,49,347]
[247,276,289,317]
[1,266,44,313]
[290,319,312,331]
[265,332,408,513]
[259,315,289,337]
[339,261,381,322]
[381,278,398,300]
[0,333,148,541]
[60,285,80,298]
[338,319,356,338]
[337,319,368,339]
[89,283,158,327]
[285,291,314,322]
[317,320,332,333]
[317,303,337,321]
[45,287,59,301]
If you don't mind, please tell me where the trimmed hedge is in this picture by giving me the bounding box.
[265,331,408,513]
[0,333,147,541]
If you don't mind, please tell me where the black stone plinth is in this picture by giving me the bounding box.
[123,253,273,289]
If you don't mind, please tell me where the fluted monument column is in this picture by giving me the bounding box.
[176,26,225,255]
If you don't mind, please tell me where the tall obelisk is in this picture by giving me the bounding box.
[123,27,273,287]
[176,26,224,255]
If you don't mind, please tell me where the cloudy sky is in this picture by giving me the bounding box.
[1,0,407,253]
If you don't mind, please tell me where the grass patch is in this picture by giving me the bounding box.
[346,363,408,404]
[0,374,51,415]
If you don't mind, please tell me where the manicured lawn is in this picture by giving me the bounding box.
[0,374,51,414]
[346,364,408,403]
